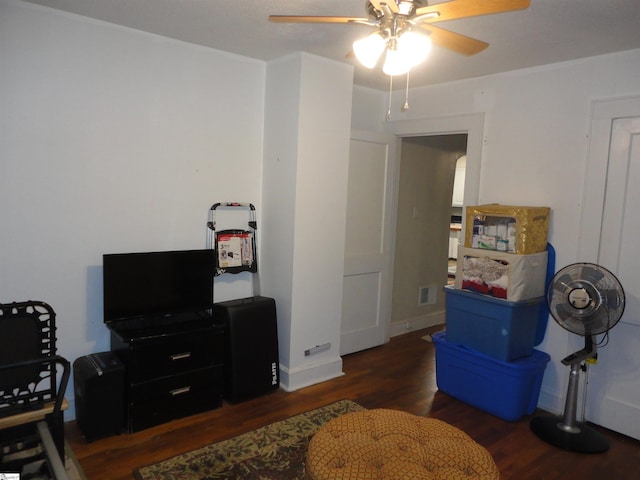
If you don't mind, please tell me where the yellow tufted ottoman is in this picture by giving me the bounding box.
[306,409,499,480]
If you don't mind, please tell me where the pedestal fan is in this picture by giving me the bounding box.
[530,262,625,453]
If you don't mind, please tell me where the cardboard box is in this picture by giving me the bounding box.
[444,286,545,361]
[465,204,550,254]
[455,246,548,301]
[432,331,550,422]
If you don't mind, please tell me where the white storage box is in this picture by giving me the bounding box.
[455,246,548,301]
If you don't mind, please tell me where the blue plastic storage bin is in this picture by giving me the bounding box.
[432,331,550,422]
[444,285,545,361]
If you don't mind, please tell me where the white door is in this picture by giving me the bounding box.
[340,130,398,355]
[580,97,640,440]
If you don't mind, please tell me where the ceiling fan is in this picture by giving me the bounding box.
[269,0,531,76]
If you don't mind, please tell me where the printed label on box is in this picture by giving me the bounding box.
[217,233,253,268]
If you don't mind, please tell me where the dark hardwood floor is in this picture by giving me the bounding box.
[66,326,640,479]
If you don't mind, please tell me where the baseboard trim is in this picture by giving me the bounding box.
[278,357,344,392]
[390,311,446,338]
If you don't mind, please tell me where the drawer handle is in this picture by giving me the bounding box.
[170,386,191,396]
[170,352,191,361]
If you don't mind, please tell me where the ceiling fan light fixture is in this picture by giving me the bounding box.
[382,29,431,76]
[382,44,412,76]
[353,32,386,69]
[398,30,432,67]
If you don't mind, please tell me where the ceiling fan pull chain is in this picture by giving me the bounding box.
[386,75,393,121]
[402,70,410,112]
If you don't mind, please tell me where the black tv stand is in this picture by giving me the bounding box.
[108,311,224,433]
[108,308,216,340]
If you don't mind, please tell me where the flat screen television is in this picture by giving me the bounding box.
[103,249,215,325]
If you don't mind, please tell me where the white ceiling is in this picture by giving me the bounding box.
[21,0,640,91]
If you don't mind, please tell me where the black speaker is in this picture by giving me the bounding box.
[73,352,125,442]
[213,296,279,403]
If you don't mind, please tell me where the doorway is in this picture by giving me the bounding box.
[391,134,467,333]
[383,112,484,337]
[340,113,484,349]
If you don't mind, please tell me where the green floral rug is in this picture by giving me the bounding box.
[134,399,364,480]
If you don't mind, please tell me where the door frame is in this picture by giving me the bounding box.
[578,95,640,262]
[383,113,484,336]
[578,95,640,439]
[340,112,485,352]
[383,113,484,234]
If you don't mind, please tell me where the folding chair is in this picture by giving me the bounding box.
[0,301,70,478]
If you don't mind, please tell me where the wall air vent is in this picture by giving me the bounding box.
[419,285,437,306]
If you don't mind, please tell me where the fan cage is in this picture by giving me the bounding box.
[547,263,625,337]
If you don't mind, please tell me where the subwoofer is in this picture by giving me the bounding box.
[73,352,125,441]
[213,296,279,403]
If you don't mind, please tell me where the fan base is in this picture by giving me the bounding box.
[530,416,609,453]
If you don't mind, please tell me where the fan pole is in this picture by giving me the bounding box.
[530,356,610,453]
[559,362,583,433]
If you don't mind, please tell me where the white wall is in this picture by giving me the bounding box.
[0,0,265,418]
[352,85,388,131]
[353,48,640,413]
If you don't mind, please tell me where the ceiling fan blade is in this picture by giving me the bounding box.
[421,24,488,55]
[417,0,530,23]
[268,15,370,24]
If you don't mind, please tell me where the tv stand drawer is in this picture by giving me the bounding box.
[110,322,225,433]
[128,366,222,432]
[123,327,223,382]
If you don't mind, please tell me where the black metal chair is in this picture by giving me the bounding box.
[0,301,71,476]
